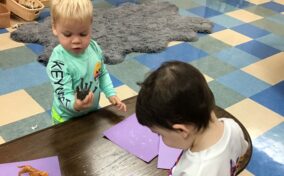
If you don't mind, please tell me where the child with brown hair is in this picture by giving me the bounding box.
[136,61,248,176]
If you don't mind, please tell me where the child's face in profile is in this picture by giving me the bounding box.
[52,19,92,55]
[150,125,197,150]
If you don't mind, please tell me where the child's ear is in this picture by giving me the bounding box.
[172,124,195,139]
[52,23,58,36]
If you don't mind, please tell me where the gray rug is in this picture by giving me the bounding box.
[10,0,213,65]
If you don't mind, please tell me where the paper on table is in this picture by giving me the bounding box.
[103,114,159,162]
[157,136,182,169]
[0,156,61,176]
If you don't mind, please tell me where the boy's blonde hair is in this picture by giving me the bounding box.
[51,0,93,24]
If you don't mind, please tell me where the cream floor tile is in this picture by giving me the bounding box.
[0,90,45,126]
[167,41,183,47]
[238,169,255,176]
[0,136,5,145]
[227,9,263,23]
[99,85,137,108]
[0,33,25,51]
[226,98,283,139]
[210,29,252,46]
[99,95,111,108]
[247,0,271,5]
[204,74,214,82]
[242,52,284,85]
[274,0,284,5]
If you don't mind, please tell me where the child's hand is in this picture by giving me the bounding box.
[74,91,94,111]
[108,95,127,112]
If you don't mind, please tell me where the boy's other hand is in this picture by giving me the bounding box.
[74,91,94,111]
[108,95,127,112]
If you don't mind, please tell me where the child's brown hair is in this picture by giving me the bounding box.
[136,61,215,131]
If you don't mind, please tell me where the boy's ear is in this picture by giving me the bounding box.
[52,23,58,36]
[172,124,192,139]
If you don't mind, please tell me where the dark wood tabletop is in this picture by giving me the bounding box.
[0,96,168,176]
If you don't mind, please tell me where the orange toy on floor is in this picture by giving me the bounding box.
[18,165,48,176]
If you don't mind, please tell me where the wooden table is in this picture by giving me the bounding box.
[0,96,168,176]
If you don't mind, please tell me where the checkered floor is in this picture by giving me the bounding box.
[0,0,283,175]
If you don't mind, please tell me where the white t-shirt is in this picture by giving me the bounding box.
[171,118,248,176]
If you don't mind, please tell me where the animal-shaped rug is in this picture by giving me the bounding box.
[10,0,213,65]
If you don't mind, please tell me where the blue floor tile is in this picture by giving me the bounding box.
[251,81,284,116]
[212,23,226,32]
[191,56,237,79]
[199,28,226,37]
[0,28,8,34]
[179,9,200,17]
[267,14,284,25]
[217,70,270,97]
[105,0,138,6]
[0,46,37,69]
[26,43,44,56]
[262,2,284,13]
[0,112,53,141]
[92,0,113,8]
[256,34,284,51]
[232,24,270,39]
[37,9,50,22]
[25,82,53,110]
[248,145,284,176]
[225,0,252,8]
[214,48,260,69]
[135,43,208,70]
[190,0,206,5]
[247,122,284,176]
[236,40,281,59]
[0,62,49,95]
[208,80,246,108]
[107,53,150,92]
[209,14,244,28]
[258,122,284,144]
[188,6,222,18]
[205,0,237,13]
[109,74,123,87]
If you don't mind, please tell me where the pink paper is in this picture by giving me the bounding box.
[103,114,159,162]
[157,136,182,169]
[0,156,61,176]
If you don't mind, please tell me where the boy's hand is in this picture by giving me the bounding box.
[74,91,94,111]
[108,96,127,112]
[76,78,93,100]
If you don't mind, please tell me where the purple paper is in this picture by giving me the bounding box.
[103,114,159,162]
[158,136,182,169]
[0,156,61,176]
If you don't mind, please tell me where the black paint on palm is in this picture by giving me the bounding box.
[76,78,93,100]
